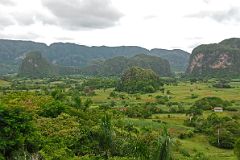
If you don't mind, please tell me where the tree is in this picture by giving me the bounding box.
[235,139,240,160]
[186,106,203,123]
[0,105,40,159]
[39,101,66,118]
[194,97,231,110]
[72,95,82,109]
[207,113,224,147]
[153,126,172,160]
[213,79,231,88]
[83,98,93,111]
[99,114,113,159]
[51,89,65,101]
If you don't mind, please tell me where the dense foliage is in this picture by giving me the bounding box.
[0,76,239,160]
[193,97,231,110]
[0,105,41,159]
[116,67,163,93]
[81,54,172,77]
[235,138,240,160]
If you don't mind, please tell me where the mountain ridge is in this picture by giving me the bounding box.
[81,54,172,77]
[19,52,172,77]
[0,39,190,75]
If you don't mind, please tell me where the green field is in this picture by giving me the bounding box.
[92,82,240,106]
[90,81,240,159]
[122,113,238,160]
[0,79,9,86]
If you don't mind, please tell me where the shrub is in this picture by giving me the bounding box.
[39,101,66,118]
[194,97,231,110]
[178,130,194,139]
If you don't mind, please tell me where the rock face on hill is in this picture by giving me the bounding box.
[18,51,57,78]
[0,39,189,75]
[186,38,240,77]
[81,54,172,77]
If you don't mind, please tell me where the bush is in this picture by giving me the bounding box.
[235,139,240,160]
[194,97,231,110]
[0,105,41,159]
[178,130,194,139]
[155,95,169,104]
[213,79,231,88]
[39,101,66,118]
[191,94,199,99]
[179,148,190,157]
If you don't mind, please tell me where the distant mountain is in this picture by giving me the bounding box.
[19,52,172,77]
[81,54,172,77]
[186,38,240,77]
[18,51,57,78]
[150,49,190,72]
[0,39,47,75]
[0,39,189,75]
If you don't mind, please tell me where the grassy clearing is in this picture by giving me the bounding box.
[0,79,9,86]
[179,134,236,160]
[125,113,237,159]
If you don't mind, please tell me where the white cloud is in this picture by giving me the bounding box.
[0,0,15,6]
[41,0,123,30]
[0,0,240,52]
[187,7,240,23]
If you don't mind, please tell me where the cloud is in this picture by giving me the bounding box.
[54,36,74,41]
[11,12,35,25]
[186,7,240,23]
[0,0,15,6]
[0,14,14,29]
[202,0,211,4]
[41,0,123,30]
[144,15,158,20]
[10,9,57,26]
[0,32,40,40]
[188,43,201,50]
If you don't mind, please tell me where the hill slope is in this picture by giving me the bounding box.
[19,51,57,78]
[150,49,190,72]
[186,38,240,77]
[0,39,189,75]
[81,54,172,77]
[116,66,163,93]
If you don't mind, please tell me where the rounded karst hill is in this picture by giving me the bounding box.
[186,38,240,77]
[115,66,163,93]
[18,51,57,78]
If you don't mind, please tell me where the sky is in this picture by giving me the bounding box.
[0,0,240,52]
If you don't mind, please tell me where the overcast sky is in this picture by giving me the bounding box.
[0,0,240,52]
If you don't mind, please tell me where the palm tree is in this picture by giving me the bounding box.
[153,126,172,160]
[207,113,224,147]
[99,114,113,159]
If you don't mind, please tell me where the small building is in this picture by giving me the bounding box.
[213,107,223,112]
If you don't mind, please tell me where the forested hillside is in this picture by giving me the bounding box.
[81,54,172,77]
[0,39,189,75]
[186,38,240,78]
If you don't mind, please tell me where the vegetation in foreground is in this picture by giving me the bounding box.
[0,76,240,160]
